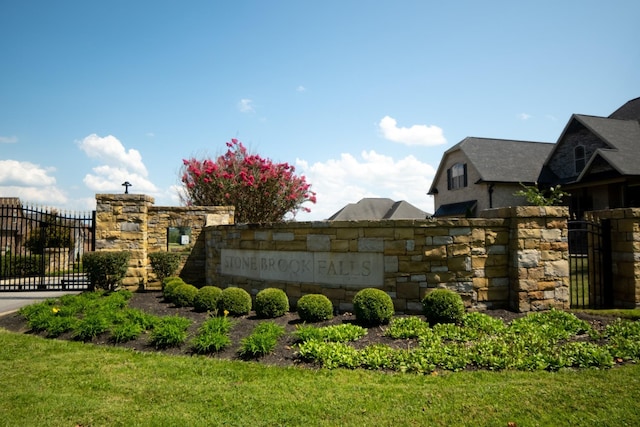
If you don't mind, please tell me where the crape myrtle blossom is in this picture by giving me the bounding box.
[181,139,316,223]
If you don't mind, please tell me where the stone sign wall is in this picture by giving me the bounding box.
[95,194,234,288]
[205,206,571,314]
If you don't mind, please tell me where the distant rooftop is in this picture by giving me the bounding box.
[328,198,428,221]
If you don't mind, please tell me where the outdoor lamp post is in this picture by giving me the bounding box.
[122,181,132,194]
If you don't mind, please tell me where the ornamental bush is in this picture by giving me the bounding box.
[83,251,130,291]
[352,288,394,326]
[297,294,333,322]
[255,288,289,318]
[162,277,186,303]
[148,252,181,282]
[193,286,223,313]
[219,287,252,316]
[180,139,317,223]
[172,283,198,308]
[422,289,465,325]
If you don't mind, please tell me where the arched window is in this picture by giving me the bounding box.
[575,146,586,174]
[447,163,467,190]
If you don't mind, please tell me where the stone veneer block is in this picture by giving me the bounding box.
[358,237,384,252]
[307,234,331,251]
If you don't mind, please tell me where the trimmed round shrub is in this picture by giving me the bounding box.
[162,277,185,303]
[297,294,333,322]
[422,289,465,325]
[352,288,394,325]
[172,283,198,308]
[193,286,223,313]
[219,287,252,316]
[255,288,289,318]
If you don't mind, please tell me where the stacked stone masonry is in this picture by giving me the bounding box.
[95,194,234,288]
[205,206,571,314]
[586,208,640,308]
[93,194,640,311]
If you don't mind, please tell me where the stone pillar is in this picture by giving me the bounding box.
[588,208,640,308]
[506,206,569,312]
[95,194,154,289]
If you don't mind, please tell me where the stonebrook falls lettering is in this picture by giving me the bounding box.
[220,249,383,287]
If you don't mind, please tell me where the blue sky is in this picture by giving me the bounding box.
[1,1,639,220]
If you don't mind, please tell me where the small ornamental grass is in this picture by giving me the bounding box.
[296,294,333,322]
[193,286,223,313]
[352,288,394,325]
[149,316,192,349]
[191,315,234,354]
[110,308,159,343]
[219,287,252,316]
[254,288,289,318]
[238,321,285,358]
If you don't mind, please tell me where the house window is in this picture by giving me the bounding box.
[447,163,467,190]
[575,146,586,174]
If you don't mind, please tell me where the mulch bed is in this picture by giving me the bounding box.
[0,291,617,369]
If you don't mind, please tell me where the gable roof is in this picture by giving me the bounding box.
[429,137,553,194]
[328,198,428,220]
[542,112,640,183]
[608,97,640,121]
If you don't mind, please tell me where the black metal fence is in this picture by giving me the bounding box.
[568,219,613,309]
[0,202,95,291]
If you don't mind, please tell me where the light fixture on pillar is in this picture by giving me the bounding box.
[122,181,132,194]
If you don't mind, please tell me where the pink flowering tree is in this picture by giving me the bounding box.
[180,139,316,223]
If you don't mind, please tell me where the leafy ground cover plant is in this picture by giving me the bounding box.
[296,310,636,373]
[238,321,285,358]
[294,323,367,343]
[149,316,192,349]
[191,315,234,354]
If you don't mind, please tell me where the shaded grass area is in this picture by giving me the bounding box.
[1,330,639,426]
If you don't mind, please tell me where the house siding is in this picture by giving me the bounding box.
[547,128,606,181]
[433,150,484,212]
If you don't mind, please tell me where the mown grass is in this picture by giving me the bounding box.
[1,330,639,426]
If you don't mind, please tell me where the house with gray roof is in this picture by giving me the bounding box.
[538,97,640,217]
[328,198,428,220]
[428,137,554,217]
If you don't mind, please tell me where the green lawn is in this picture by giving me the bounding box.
[1,330,639,426]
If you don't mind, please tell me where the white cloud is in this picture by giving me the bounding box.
[0,160,67,205]
[518,113,532,120]
[294,150,436,221]
[78,134,148,176]
[0,160,57,186]
[77,134,158,194]
[0,135,18,143]
[296,85,306,92]
[238,98,255,113]
[378,116,446,146]
[0,185,68,205]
